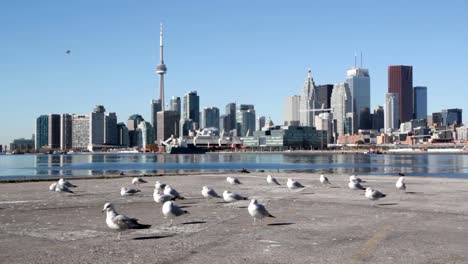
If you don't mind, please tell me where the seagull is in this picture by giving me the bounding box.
[248,199,275,225]
[65,50,71,54]
[58,178,77,188]
[286,178,305,190]
[163,185,184,200]
[396,177,406,193]
[55,182,74,194]
[266,175,281,185]
[222,190,248,202]
[348,179,366,190]
[132,177,147,185]
[153,189,176,203]
[365,188,386,205]
[201,186,222,199]
[320,175,331,185]
[226,176,241,185]
[102,202,151,240]
[120,187,141,196]
[349,175,366,183]
[155,181,167,192]
[162,201,189,225]
[49,182,58,191]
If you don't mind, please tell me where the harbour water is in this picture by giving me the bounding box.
[1,153,468,180]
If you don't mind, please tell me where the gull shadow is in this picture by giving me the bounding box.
[300,192,315,195]
[378,203,398,206]
[215,201,228,204]
[268,222,294,226]
[405,192,421,195]
[237,206,248,209]
[329,186,340,189]
[179,205,192,209]
[132,234,174,240]
[182,221,207,225]
[178,202,199,205]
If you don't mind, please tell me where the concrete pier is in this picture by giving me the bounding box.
[1,173,467,263]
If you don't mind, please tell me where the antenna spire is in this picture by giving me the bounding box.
[360,51,363,68]
[354,51,357,69]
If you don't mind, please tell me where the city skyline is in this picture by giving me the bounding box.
[1,1,467,146]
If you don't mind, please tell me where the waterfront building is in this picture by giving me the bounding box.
[315,112,334,144]
[127,114,144,147]
[202,107,220,129]
[299,69,319,127]
[170,96,181,115]
[346,68,371,132]
[71,114,90,149]
[413,86,427,120]
[183,91,200,126]
[10,137,34,152]
[330,83,352,137]
[137,121,154,150]
[35,115,48,150]
[104,112,118,145]
[456,126,468,141]
[441,109,463,126]
[388,65,413,123]
[236,104,256,137]
[284,95,301,126]
[371,106,384,131]
[384,93,399,133]
[400,119,427,133]
[48,114,61,149]
[242,126,326,150]
[157,111,180,144]
[60,114,72,150]
[180,118,196,136]
[219,115,230,133]
[117,122,129,147]
[256,116,266,131]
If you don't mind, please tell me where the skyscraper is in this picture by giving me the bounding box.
[413,86,427,120]
[330,83,352,137]
[225,102,236,132]
[60,113,72,150]
[202,107,220,129]
[35,115,48,150]
[127,114,145,147]
[137,121,154,150]
[48,114,61,149]
[236,104,256,137]
[72,114,90,149]
[384,93,399,132]
[156,23,167,111]
[157,111,180,143]
[371,106,384,131]
[170,96,181,115]
[117,122,129,147]
[284,95,301,126]
[315,84,334,109]
[104,112,117,145]
[299,69,318,127]
[441,109,463,126]
[150,99,162,141]
[388,65,413,124]
[256,116,266,131]
[183,91,200,125]
[90,105,106,145]
[346,68,371,132]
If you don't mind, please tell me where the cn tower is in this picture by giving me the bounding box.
[156,23,167,111]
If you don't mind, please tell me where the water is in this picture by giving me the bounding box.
[1,153,468,180]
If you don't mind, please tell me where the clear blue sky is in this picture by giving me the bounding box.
[1,0,467,147]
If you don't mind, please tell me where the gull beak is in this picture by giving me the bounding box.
[102,208,106,212]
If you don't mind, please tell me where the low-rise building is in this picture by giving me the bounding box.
[242,126,326,150]
[10,138,34,152]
